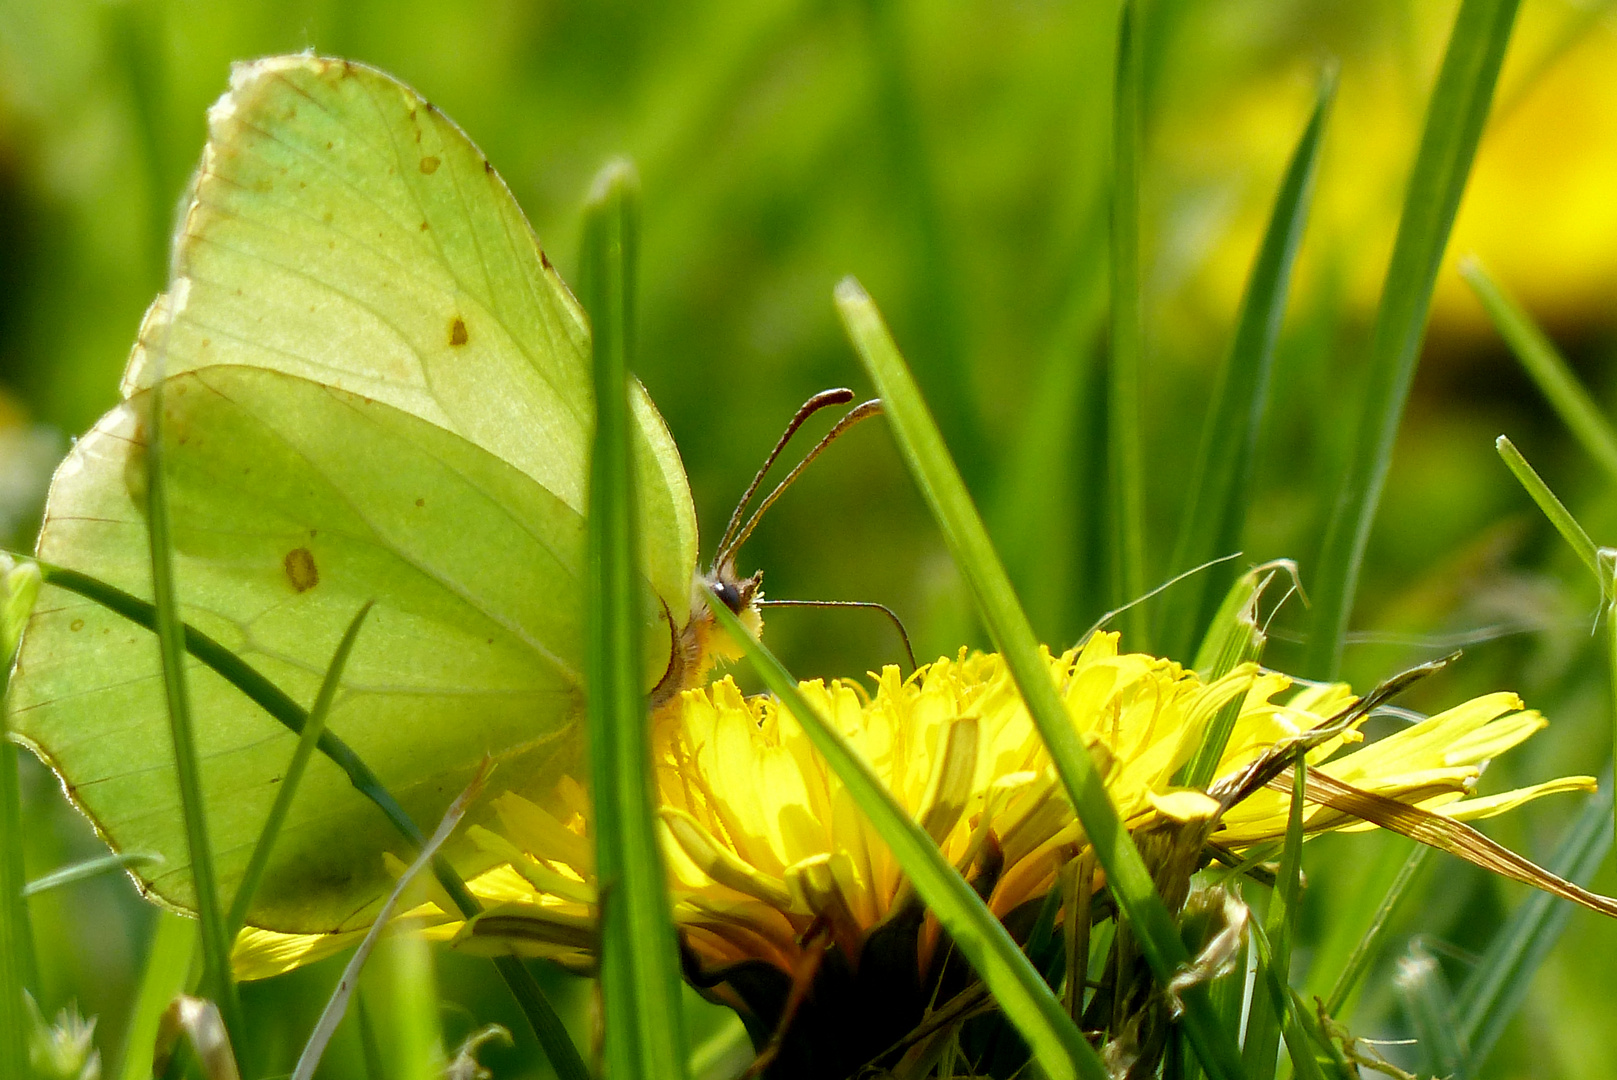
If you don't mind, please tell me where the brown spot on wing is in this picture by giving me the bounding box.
[420,156,441,174]
[284,548,319,593]
[448,317,469,346]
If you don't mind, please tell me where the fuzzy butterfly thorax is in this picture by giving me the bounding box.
[652,563,765,710]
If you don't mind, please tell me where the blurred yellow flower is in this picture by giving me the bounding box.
[233,631,1590,984]
[1171,3,1617,343]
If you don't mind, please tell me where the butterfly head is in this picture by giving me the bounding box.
[651,390,880,708]
[650,561,763,709]
[695,555,764,659]
[708,559,764,620]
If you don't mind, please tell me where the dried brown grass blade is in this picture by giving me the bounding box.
[1270,768,1617,919]
[154,996,242,1080]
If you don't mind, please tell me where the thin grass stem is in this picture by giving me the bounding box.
[143,370,244,1050]
[1465,259,1617,482]
[0,718,32,1080]
[0,558,39,1080]
[1178,567,1268,790]
[1395,943,1465,1076]
[225,603,373,940]
[1246,920,1328,1080]
[1243,753,1308,1080]
[1610,592,1617,851]
[1494,436,1601,582]
[1,560,41,1080]
[24,852,159,899]
[1323,844,1432,1016]
[291,775,481,1080]
[1491,437,1615,841]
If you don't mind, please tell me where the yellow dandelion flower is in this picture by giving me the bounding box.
[233,631,1590,1001]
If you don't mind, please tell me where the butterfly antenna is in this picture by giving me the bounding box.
[717,399,883,568]
[714,388,856,560]
[757,598,919,672]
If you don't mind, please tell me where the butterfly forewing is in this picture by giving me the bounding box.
[123,54,697,623]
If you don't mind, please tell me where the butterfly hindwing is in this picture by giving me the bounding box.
[15,366,679,931]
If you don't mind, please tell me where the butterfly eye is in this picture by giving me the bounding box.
[714,581,745,613]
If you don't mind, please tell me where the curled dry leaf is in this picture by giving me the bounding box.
[1271,768,1617,918]
[153,996,239,1080]
[1165,888,1251,1018]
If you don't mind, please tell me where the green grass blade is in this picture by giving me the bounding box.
[1162,72,1336,660]
[1243,754,1308,1080]
[1465,259,1617,482]
[1611,599,1617,852]
[1454,772,1613,1070]
[1108,0,1148,648]
[1497,435,1617,850]
[225,602,374,940]
[1304,0,1521,679]
[1191,563,1280,676]
[1178,567,1269,789]
[1245,920,1328,1080]
[369,931,445,1080]
[863,0,985,484]
[690,1014,751,1080]
[1323,844,1433,1015]
[1497,433,1611,830]
[704,590,1107,1080]
[0,559,40,1080]
[580,159,690,1080]
[835,279,1246,1080]
[488,957,584,1080]
[116,913,196,1080]
[1394,944,1465,1076]
[1500,430,1617,827]
[24,852,159,898]
[20,558,591,1080]
[144,368,244,1047]
[1495,436,1601,582]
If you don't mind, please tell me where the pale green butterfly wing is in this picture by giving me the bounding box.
[9,54,699,931]
[124,53,696,623]
[14,366,668,931]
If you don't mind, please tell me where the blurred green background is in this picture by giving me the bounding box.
[3,0,1617,1076]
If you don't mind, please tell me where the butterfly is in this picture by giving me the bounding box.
[9,54,774,935]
